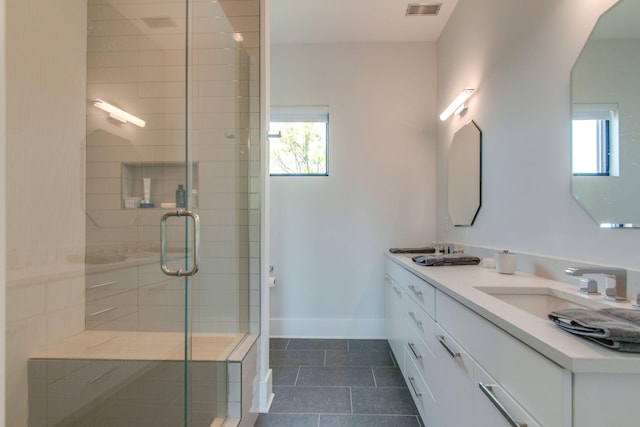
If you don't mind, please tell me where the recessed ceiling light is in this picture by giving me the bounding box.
[405,3,442,16]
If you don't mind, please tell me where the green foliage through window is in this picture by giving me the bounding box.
[269,108,328,176]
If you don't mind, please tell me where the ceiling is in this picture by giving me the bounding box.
[270,0,459,45]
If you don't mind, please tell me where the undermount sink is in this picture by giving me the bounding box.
[474,286,609,320]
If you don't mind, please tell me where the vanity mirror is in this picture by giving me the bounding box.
[570,0,640,227]
[448,120,482,226]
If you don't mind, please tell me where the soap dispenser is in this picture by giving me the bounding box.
[176,184,186,208]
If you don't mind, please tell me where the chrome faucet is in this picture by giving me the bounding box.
[565,266,628,302]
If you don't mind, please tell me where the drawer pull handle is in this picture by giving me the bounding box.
[408,284,423,297]
[408,311,423,326]
[408,342,422,360]
[89,366,119,384]
[437,335,460,358]
[479,383,528,427]
[389,281,402,297]
[88,306,115,318]
[393,284,403,297]
[88,280,118,290]
[407,376,423,397]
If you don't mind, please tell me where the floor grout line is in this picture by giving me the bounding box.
[372,366,377,387]
[294,366,300,386]
[262,339,421,426]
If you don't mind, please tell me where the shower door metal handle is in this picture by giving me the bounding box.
[160,209,200,277]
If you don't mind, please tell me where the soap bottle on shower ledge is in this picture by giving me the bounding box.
[176,184,186,208]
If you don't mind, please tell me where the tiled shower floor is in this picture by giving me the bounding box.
[255,339,424,427]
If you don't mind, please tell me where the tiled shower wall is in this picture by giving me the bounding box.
[85,0,261,334]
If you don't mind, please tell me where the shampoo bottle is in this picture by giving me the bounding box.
[176,184,186,208]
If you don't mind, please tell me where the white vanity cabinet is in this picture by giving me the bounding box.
[437,290,570,426]
[384,256,571,427]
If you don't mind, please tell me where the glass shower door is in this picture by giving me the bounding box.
[85,0,206,425]
[17,0,258,426]
[83,0,255,425]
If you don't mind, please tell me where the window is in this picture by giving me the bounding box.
[571,103,619,176]
[572,119,610,175]
[269,106,329,176]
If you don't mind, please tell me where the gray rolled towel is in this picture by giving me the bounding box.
[412,253,480,266]
[389,246,436,254]
[548,308,640,352]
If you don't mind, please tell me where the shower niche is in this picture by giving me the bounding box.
[121,162,199,209]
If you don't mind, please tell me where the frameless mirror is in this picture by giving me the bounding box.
[570,0,640,227]
[448,120,482,226]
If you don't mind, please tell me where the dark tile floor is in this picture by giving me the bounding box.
[255,339,424,427]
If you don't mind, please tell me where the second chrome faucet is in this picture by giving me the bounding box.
[565,266,628,302]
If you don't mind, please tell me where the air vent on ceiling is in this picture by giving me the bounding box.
[405,3,442,16]
[141,16,177,28]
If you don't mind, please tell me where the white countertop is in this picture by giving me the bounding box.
[387,252,640,374]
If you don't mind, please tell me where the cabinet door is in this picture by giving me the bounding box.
[384,275,405,369]
[474,363,541,427]
[429,323,474,427]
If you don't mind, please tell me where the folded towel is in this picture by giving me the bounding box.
[548,308,640,352]
[412,253,481,266]
[389,246,435,254]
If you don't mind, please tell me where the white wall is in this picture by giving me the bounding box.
[436,1,640,288]
[270,43,437,338]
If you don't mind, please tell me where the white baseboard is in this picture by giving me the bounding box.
[269,317,385,339]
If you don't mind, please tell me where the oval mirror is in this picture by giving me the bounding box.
[570,0,640,227]
[448,120,482,226]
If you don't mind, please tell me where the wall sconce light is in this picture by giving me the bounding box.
[93,99,146,128]
[439,88,474,121]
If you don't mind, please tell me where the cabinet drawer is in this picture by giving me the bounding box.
[45,360,120,421]
[403,273,436,318]
[405,326,436,385]
[86,266,137,302]
[474,363,542,427]
[386,258,436,317]
[437,290,571,426]
[385,257,406,283]
[404,348,436,426]
[405,296,434,346]
[86,290,137,329]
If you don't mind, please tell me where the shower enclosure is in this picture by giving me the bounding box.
[5,0,261,426]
